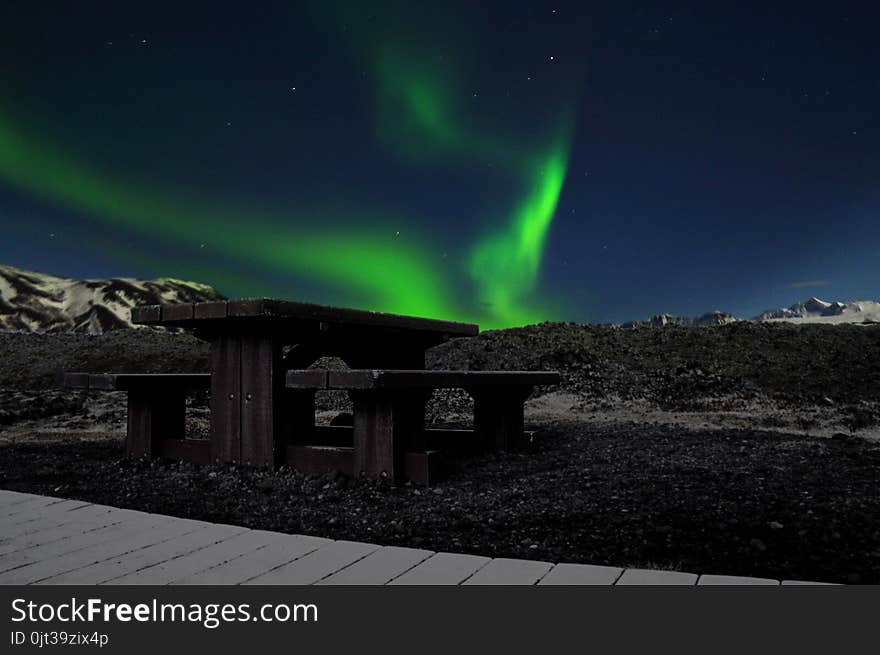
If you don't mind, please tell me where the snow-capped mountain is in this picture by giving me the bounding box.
[0,264,224,334]
[752,297,880,324]
[621,297,880,328]
[621,311,739,328]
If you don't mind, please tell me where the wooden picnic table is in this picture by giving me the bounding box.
[131,298,479,469]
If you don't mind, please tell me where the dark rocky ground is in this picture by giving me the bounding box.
[1,323,879,583]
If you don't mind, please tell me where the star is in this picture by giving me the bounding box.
[549,55,555,61]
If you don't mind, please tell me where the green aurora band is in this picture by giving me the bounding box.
[370,42,574,327]
[0,36,575,328]
[0,110,461,320]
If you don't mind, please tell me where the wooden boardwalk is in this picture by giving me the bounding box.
[0,490,829,585]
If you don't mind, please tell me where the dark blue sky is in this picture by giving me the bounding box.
[0,1,877,325]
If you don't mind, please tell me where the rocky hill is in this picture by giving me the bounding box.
[0,265,224,334]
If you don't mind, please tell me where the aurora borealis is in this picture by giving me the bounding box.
[1,2,878,325]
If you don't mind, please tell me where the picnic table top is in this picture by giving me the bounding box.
[131,298,479,338]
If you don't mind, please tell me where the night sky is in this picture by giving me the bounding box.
[1,1,877,327]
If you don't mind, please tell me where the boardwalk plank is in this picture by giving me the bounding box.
[615,569,699,585]
[318,546,433,585]
[54,525,247,585]
[244,540,379,585]
[108,530,281,585]
[1,518,209,584]
[462,557,553,585]
[176,534,332,585]
[1,505,110,542]
[389,553,491,585]
[538,563,624,585]
[698,574,780,585]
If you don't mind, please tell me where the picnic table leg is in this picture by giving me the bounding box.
[350,389,426,482]
[240,334,285,467]
[209,333,285,467]
[468,386,533,450]
[127,387,186,458]
[209,334,242,464]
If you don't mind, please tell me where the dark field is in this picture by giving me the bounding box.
[1,323,879,583]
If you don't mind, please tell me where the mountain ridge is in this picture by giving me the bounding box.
[621,296,880,328]
[0,264,225,334]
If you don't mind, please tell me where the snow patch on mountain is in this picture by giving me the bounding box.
[752,297,880,324]
[0,264,224,334]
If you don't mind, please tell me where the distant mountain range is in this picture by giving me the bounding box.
[621,297,880,328]
[0,264,224,333]
[0,264,877,334]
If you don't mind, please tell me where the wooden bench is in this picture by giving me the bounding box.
[286,369,560,483]
[62,373,210,463]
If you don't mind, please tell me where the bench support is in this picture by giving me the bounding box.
[350,390,428,482]
[126,388,187,458]
[469,386,533,450]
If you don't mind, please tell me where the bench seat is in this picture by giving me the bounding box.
[63,373,210,391]
[287,369,560,390]
[285,369,560,483]
[62,373,210,463]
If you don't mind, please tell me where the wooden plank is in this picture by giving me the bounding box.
[781,580,838,585]
[227,298,270,317]
[615,568,699,585]
[47,525,246,585]
[538,563,624,585]
[0,496,67,518]
[210,334,242,464]
[697,574,780,585]
[240,334,283,467]
[0,517,201,584]
[194,300,228,319]
[107,530,279,585]
[176,534,332,585]
[326,370,559,390]
[67,374,210,391]
[389,553,491,585]
[138,297,479,337]
[243,540,379,585]
[161,303,194,321]
[462,557,554,585]
[113,373,210,390]
[130,305,161,324]
[350,392,417,481]
[1,506,114,545]
[285,369,329,389]
[286,445,353,476]
[317,546,433,585]
[1,500,89,526]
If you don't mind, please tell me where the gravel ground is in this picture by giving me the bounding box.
[0,421,878,584]
[1,323,879,582]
